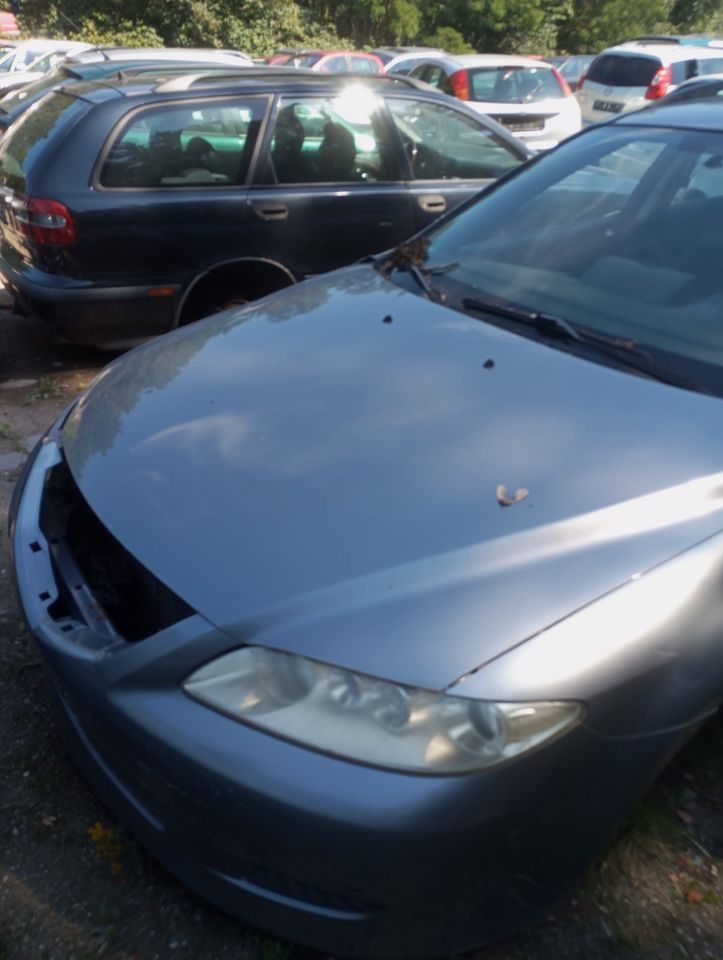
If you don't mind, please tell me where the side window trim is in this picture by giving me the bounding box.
[94,93,272,191]
[257,93,408,187]
[386,95,524,183]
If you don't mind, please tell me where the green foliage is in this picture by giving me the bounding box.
[75,18,163,47]
[669,0,723,33]
[557,0,671,53]
[14,0,723,60]
[424,26,473,52]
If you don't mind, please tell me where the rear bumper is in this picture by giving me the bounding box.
[0,256,181,348]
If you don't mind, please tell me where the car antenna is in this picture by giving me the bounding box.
[57,9,110,60]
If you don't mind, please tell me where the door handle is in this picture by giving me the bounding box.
[251,201,288,221]
[417,194,446,214]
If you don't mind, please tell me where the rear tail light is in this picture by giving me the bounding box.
[10,195,77,245]
[577,73,586,91]
[449,69,470,100]
[645,65,671,100]
[551,67,572,96]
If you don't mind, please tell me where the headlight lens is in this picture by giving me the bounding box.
[182,647,584,774]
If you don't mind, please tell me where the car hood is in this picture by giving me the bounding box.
[63,266,723,689]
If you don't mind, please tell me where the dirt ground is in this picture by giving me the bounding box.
[0,308,722,960]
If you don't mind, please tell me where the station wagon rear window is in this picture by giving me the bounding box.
[99,97,267,188]
[0,91,88,192]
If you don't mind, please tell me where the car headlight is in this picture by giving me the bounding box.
[182,647,584,774]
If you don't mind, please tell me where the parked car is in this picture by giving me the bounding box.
[406,53,582,150]
[0,40,95,94]
[383,49,447,76]
[0,10,19,36]
[0,39,94,87]
[11,97,723,960]
[265,48,307,65]
[0,69,529,348]
[576,39,723,123]
[660,72,723,104]
[550,52,595,92]
[0,46,255,134]
[371,45,444,68]
[273,49,384,74]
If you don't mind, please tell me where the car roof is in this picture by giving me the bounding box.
[415,53,557,69]
[384,50,447,70]
[598,41,723,63]
[66,47,252,66]
[674,72,723,89]
[616,98,723,129]
[60,68,435,103]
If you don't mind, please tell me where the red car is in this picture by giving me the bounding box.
[270,49,383,74]
[0,10,19,36]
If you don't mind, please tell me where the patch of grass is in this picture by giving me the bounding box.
[620,793,676,848]
[28,376,64,402]
[0,420,22,449]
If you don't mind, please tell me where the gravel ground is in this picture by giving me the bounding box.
[0,308,721,960]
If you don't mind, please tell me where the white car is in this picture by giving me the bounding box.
[577,39,723,124]
[0,39,93,93]
[383,49,446,75]
[407,53,581,150]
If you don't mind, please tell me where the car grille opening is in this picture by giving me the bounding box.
[40,457,194,642]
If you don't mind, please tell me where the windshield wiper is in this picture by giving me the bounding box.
[461,294,707,392]
[462,295,584,342]
[377,239,457,303]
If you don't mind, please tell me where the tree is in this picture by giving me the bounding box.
[557,0,670,53]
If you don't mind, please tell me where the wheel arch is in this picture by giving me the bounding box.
[177,257,297,326]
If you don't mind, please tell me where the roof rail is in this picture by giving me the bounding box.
[152,67,428,94]
[629,34,723,46]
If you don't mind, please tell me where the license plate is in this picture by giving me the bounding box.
[593,99,623,114]
[504,118,545,132]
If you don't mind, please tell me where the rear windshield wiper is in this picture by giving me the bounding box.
[461,294,707,393]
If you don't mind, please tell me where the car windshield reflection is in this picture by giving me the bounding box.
[389,124,723,396]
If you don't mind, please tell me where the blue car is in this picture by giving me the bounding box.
[10,100,723,957]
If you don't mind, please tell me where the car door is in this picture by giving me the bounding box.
[90,94,270,283]
[245,92,417,278]
[385,95,527,231]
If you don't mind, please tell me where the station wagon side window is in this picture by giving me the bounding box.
[269,94,397,184]
[99,96,267,188]
[387,97,522,181]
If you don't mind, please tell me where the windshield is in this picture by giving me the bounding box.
[26,51,61,74]
[469,66,566,103]
[382,123,723,396]
[294,53,323,68]
[0,49,15,72]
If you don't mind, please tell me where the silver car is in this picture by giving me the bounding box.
[10,100,723,958]
[577,39,723,124]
